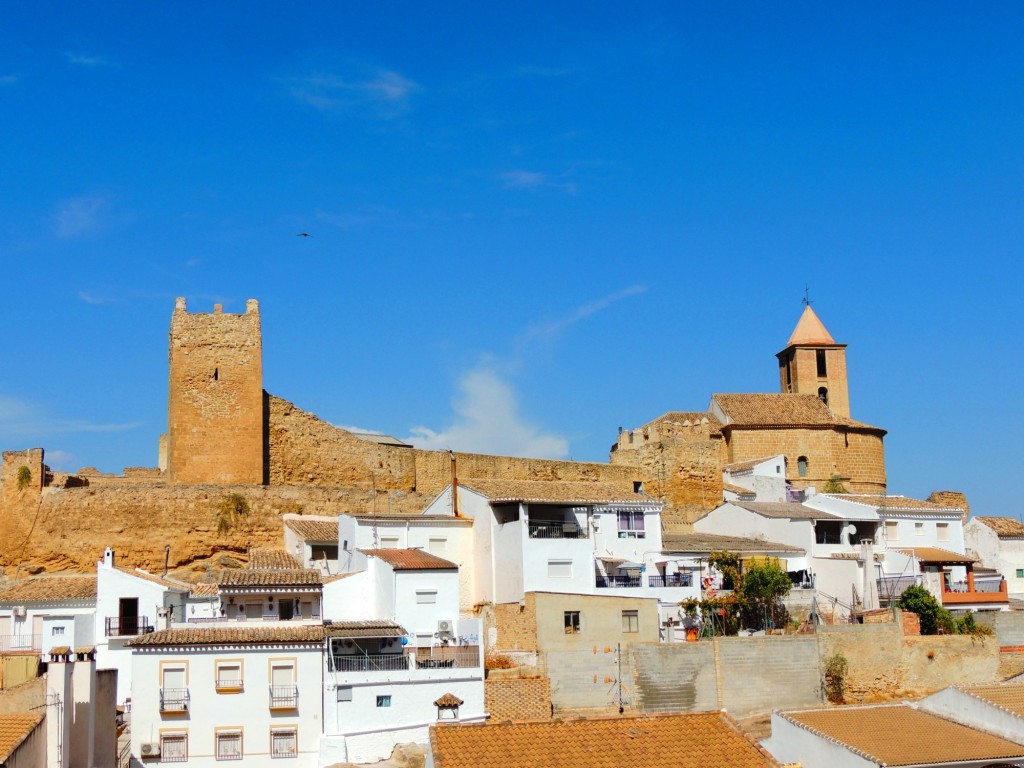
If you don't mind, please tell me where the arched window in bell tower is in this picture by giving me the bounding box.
[818,386,829,405]
[798,456,808,478]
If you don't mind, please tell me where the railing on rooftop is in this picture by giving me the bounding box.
[648,573,693,588]
[596,575,641,589]
[528,522,587,539]
[105,617,155,637]
[413,646,481,669]
[0,634,41,653]
[330,653,409,672]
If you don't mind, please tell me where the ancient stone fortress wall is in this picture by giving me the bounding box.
[167,298,263,485]
[0,482,433,575]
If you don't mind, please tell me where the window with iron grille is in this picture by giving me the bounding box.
[215,731,242,761]
[161,732,188,763]
[376,695,392,707]
[271,728,297,758]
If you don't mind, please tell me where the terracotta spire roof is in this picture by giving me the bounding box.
[786,305,836,347]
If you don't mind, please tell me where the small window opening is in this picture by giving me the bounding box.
[785,357,792,390]
[816,350,827,377]
[564,611,581,635]
[797,456,808,478]
[213,367,219,381]
[818,386,829,405]
[633,481,643,494]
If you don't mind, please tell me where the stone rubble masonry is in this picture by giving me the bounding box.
[901,610,921,636]
[167,298,264,485]
[484,675,552,722]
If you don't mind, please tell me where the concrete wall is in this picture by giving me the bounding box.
[631,637,821,717]
[532,593,659,653]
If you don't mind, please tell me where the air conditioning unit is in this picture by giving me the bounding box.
[140,742,160,758]
[12,606,26,619]
[437,620,453,635]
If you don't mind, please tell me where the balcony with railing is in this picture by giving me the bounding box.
[648,573,693,588]
[330,653,409,672]
[596,574,641,589]
[269,685,298,710]
[413,645,481,669]
[159,688,190,713]
[528,522,588,539]
[942,577,1008,606]
[105,616,155,637]
[0,634,41,653]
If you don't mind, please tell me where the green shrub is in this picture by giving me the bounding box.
[215,493,250,535]
[15,466,31,491]
[823,651,848,703]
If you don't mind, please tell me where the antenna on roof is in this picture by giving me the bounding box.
[802,285,813,307]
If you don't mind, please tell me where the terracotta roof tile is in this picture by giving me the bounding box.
[434,693,464,708]
[462,479,654,506]
[0,575,96,603]
[128,620,406,647]
[713,393,884,433]
[730,501,838,520]
[959,682,1024,717]
[217,569,322,587]
[127,625,329,647]
[974,517,1024,538]
[248,549,301,570]
[723,483,755,496]
[0,712,44,762]
[724,456,781,474]
[361,549,458,570]
[285,518,339,542]
[893,547,977,564]
[116,568,190,591]
[190,583,219,597]
[49,646,71,656]
[662,532,804,554]
[840,494,965,513]
[785,305,837,347]
[782,704,1024,766]
[430,711,781,768]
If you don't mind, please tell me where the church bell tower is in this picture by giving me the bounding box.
[776,305,850,418]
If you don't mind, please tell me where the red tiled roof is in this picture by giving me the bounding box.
[0,575,96,603]
[782,704,1024,766]
[462,479,653,505]
[361,549,458,570]
[248,549,301,570]
[974,517,1024,538]
[285,518,339,542]
[0,713,44,762]
[430,711,781,768]
[128,620,406,647]
[217,569,322,587]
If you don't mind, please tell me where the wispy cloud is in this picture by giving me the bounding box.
[284,67,417,118]
[518,285,647,348]
[65,52,116,68]
[499,170,577,194]
[0,75,18,86]
[0,395,142,437]
[405,367,569,459]
[405,286,646,459]
[77,290,113,305]
[54,195,108,238]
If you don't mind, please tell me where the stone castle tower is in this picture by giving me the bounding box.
[166,297,264,485]
[776,304,850,418]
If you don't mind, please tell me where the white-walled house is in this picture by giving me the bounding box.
[285,519,341,576]
[96,548,191,704]
[321,620,484,765]
[723,455,789,503]
[695,492,1004,615]
[421,479,701,626]
[918,682,1024,745]
[128,625,324,767]
[0,574,96,658]
[964,517,1024,601]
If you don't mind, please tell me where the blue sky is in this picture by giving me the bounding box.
[1,3,1022,517]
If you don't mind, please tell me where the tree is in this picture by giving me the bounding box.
[897,585,950,635]
[742,561,793,604]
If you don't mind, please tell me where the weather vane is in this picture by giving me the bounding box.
[802,284,812,307]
